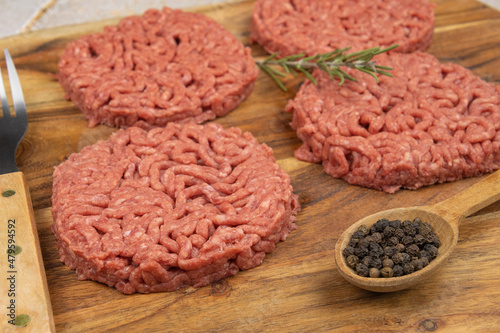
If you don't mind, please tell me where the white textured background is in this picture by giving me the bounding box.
[0,0,499,39]
[0,0,229,38]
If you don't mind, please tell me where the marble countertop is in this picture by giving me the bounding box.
[0,0,229,39]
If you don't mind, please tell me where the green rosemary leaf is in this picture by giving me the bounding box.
[337,69,357,82]
[281,52,306,62]
[341,48,377,62]
[302,54,321,62]
[357,63,376,72]
[317,62,332,76]
[255,44,396,90]
[260,64,288,91]
[318,51,339,62]
[374,44,399,55]
[263,52,279,64]
[267,65,288,77]
[289,66,299,76]
[281,63,290,73]
[374,65,393,70]
[330,67,345,85]
[357,67,380,83]
[282,63,292,74]
[281,64,299,76]
[296,66,318,85]
[375,69,394,77]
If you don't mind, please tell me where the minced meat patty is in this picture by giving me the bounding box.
[250,0,435,57]
[57,7,258,129]
[51,123,300,294]
[286,52,500,193]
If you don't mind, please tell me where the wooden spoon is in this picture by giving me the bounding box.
[334,170,500,292]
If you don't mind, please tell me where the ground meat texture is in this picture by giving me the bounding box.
[250,0,435,57]
[286,52,500,193]
[57,7,258,129]
[51,123,300,294]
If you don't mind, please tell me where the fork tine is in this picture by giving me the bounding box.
[4,49,27,121]
[0,56,11,118]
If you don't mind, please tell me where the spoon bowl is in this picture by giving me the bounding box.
[334,169,500,292]
[334,206,457,292]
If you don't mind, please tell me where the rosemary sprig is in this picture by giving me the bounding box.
[256,45,398,91]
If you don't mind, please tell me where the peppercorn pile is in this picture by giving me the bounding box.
[342,218,440,278]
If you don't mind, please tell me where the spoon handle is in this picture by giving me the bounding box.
[432,170,500,227]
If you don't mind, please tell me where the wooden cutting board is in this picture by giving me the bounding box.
[1,0,500,331]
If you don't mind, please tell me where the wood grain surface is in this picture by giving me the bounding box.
[0,172,55,332]
[1,0,500,331]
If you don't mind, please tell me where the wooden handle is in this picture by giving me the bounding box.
[0,172,55,332]
[432,169,500,227]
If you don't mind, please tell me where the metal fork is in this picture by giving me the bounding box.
[0,49,55,332]
[0,49,28,174]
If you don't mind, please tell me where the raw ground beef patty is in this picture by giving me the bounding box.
[51,123,300,294]
[250,0,435,57]
[57,7,258,128]
[286,52,500,193]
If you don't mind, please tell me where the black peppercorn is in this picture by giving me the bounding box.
[420,250,431,260]
[383,226,396,238]
[414,234,426,246]
[384,246,397,257]
[395,243,405,253]
[404,225,417,236]
[342,217,440,278]
[354,246,369,258]
[387,236,399,247]
[421,257,429,267]
[401,219,412,228]
[393,265,404,277]
[412,259,423,271]
[419,222,433,237]
[352,230,365,239]
[348,237,360,247]
[380,267,394,278]
[403,262,415,275]
[382,258,394,268]
[372,258,383,269]
[346,255,359,268]
[401,253,411,263]
[389,219,401,229]
[401,235,414,245]
[375,219,390,231]
[394,228,405,239]
[371,232,383,243]
[369,268,381,278]
[361,256,373,268]
[424,244,438,259]
[369,242,384,256]
[358,238,371,248]
[428,234,441,248]
[358,224,370,236]
[412,217,421,231]
[406,244,420,257]
[356,263,370,277]
[392,252,405,265]
[343,246,355,257]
